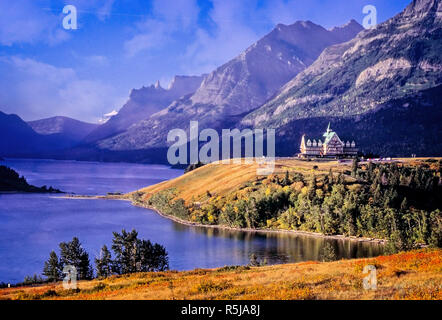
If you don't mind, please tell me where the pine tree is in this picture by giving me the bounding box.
[282,170,291,186]
[43,251,62,282]
[95,245,113,278]
[400,197,408,212]
[307,176,317,201]
[351,157,359,178]
[59,237,93,280]
[111,229,140,274]
[328,168,334,184]
[111,229,169,274]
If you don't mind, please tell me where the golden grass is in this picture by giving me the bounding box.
[134,157,442,204]
[1,249,440,300]
[136,159,351,203]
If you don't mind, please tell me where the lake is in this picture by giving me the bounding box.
[0,158,384,284]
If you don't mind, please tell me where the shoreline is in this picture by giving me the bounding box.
[62,194,387,244]
[132,201,388,245]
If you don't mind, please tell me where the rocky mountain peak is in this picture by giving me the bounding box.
[403,0,441,16]
[96,19,364,152]
[84,75,204,143]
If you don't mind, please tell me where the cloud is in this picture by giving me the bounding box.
[183,0,261,74]
[122,0,310,74]
[0,57,125,122]
[84,55,110,67]
[124,0,200,57]
[0,0,69,46]
[67,0,116,21]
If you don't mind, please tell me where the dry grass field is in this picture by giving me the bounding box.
[136,158,352,203]
[135,157,441,203]
[1,249,440,300]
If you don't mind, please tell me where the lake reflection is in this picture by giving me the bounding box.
[171,223,384,265]
[0,158,383,284]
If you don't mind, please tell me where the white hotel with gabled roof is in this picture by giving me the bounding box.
[299,123,358,158]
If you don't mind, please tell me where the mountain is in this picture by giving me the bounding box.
[0,111,42,156]
[28,116,98,142]
[0,111,78,157]
[242,0,442,156]
[96,20,363,151]
[84,75,205,143]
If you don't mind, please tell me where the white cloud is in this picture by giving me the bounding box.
[124,0,200,57]
[0,0,70,46]
[0,57,125,122]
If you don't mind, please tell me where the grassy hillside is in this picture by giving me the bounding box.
[1,249,440,300]
[136,158,355,203]
[131,158,442,250]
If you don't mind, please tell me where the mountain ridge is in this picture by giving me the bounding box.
[96,19,363,151]
[84,74,205,143]
[242,0,442,128]
[28,116,98,142]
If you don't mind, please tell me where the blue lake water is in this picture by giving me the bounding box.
[0,158,384,284]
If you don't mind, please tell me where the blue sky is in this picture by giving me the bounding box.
[0,0,411,123]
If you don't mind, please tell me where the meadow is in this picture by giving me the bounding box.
[1,249,440,300]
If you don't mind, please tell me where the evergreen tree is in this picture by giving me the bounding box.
[400,198,408,212]
[351,158,359,178]
[111,229,169,275]
[95,245,113,278]
[307,176,317,201]
[282,170,291,186]
[43,251,62,282]
[328,168,334,184]
[59,237,93,280]
[337,173,345,184]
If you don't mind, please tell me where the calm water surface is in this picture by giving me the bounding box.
[0,158,384,283]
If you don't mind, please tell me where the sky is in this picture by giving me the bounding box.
[0,0,411,123]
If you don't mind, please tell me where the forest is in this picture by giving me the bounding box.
[140,159,442,252]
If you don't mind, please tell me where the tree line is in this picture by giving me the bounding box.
[42,229,168,282]
[142,160,441,253]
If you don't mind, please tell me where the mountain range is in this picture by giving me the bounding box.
[95,19,363,151]
[2,0,441,162]
[84,75,205,143]
[0,112,97,157]
[28,116,98,142]
[242,0,442,156]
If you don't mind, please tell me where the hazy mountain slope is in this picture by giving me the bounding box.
[84,75,204,143]
[242,0,442,130]
[28,116,98,142]
[0,111,77,157]
[97,20,363,151]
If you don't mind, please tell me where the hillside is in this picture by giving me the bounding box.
[0,111,80,157]
[1,249,440,300]
[28,116,98,143]
[131,158,442,250]
[242,0,442,157]
[137,159,349,203]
